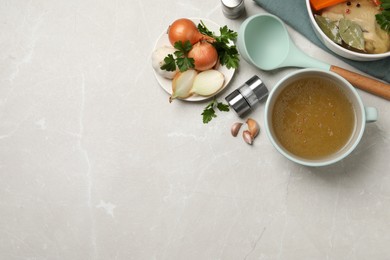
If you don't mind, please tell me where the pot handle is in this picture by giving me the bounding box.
[330,65,390,101]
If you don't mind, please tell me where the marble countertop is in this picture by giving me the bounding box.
[1,0,389,259]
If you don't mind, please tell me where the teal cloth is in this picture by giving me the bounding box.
[253,0,390,83]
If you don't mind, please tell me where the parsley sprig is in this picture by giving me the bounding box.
[376,0,390,33]
[201,97,230,124]
[161,21,240,73]
[160,41,195,72]
[197,21,240,69]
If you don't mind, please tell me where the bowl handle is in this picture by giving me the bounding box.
[365,107,378,123]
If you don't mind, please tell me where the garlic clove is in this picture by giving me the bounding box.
[231,122,243,137]
[151,46,178,79]
[246,118,260,138]
[243,130,254,145]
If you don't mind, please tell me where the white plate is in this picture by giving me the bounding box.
[152,18,236,102]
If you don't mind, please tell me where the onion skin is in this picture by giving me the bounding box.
[188,41,218,71]
[168,18,203,46]
[168,18,215,46]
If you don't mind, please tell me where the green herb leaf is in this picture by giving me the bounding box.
[217,43,240,69]
[160,54,176,71]
[202,106,217,124]
[197,21,240,70]
[202,97,230,124]
[218,25,238,43]
[161,41,195,72]
[175,56,195,72]
[217,102,230,112]
[382,2,390,9]
[339,18,365,51]
[314,15,342,44]
[375,0,390,33]
[197,21,214,37]
[174,40,193,57]
[174,41,195,71]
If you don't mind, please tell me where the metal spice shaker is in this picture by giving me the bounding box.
[225,75,268,117]
[221,0,245,19]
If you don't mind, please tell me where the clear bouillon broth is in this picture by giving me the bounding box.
[272,77,355,159]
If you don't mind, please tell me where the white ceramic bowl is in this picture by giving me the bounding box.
[264,69,378,167]
[306,0,390,61]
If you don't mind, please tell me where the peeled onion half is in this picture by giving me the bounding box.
[170,70,198,102]
[191,70,225,96]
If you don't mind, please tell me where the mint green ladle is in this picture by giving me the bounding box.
[237,14,390,100]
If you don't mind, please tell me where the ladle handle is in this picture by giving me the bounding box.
[330,65,390,100]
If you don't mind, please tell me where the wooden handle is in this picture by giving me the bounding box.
[330,65,390,100]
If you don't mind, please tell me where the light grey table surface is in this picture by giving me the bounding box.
[1,0,389,259]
